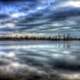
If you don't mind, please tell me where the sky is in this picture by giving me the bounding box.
[0,0,80,37]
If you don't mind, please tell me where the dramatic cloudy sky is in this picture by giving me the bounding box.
[0,0,80,38]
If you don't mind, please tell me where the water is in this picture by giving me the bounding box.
[0,40,80,75]
[0,0,80,38]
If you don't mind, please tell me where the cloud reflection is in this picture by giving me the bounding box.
[0,41,80,75]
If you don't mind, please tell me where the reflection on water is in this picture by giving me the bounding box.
[0,41,80,75]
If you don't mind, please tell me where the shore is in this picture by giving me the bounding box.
[0,33,79,41]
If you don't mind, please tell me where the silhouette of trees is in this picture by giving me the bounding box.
[0,33,79,41]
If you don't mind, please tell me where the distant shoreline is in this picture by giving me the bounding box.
[0,36,80,41]
[0,33,79,41]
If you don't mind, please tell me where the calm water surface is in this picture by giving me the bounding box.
[0,40,80,75]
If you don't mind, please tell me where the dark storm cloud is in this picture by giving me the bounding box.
[53,8,80,20]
